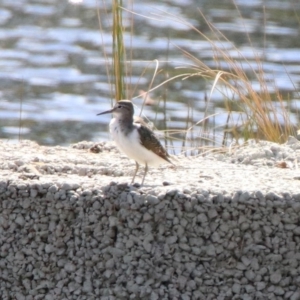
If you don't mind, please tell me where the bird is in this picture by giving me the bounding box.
[97,100,173,185]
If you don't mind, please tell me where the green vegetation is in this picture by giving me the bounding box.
[112,0,126,101]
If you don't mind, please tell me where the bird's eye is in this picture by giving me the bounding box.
[118,105,122,109]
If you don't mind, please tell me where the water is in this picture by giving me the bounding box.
[0,0,300,152]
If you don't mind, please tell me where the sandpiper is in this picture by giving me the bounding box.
[97,100,173,185]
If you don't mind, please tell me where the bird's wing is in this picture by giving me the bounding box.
[137,125,172,164]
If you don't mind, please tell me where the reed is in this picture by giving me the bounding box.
[146,7,297,150]
[112,0,126,101]
[106,1,297,153]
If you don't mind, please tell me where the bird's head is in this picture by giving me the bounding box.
[97,100,134,119]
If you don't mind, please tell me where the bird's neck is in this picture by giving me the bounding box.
[114,115,135,136]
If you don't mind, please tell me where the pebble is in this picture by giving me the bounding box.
[291,291,300,300]
[15,215,25,226]
[273,286,285,296]
[145,194,159,205]
[232,283,241,294]
[166,210,175,219]
[241,256,251,267]
[255,282,266,291]
[245,269,256,281]
[270,272,282,284]
[64,262,76,273]
[293,227,300,235]
[207,208,218,219]
[206,244,216,256]
[166,235,178,244]
[239,191,251,202]
[48,185,58,193]
[45,244,55,254]
[197,213,208,223]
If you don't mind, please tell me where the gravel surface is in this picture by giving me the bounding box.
[1,138,300,299]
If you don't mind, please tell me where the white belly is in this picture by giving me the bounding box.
[109,118,168,167]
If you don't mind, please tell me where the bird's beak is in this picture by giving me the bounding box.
[97,107,115,116]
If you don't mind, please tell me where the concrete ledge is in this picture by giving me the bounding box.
[1,140,300,299]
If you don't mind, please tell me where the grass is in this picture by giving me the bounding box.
[102,1,298,154]
[112,0,126,101]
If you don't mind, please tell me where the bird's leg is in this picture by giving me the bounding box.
[131,161,139,184]
[141,163,148,186]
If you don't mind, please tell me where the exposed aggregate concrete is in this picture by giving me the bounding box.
[1,138,300,299]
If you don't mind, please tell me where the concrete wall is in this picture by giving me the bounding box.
[0,180,300,300]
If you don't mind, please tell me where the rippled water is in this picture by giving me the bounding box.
[0,0,300,151]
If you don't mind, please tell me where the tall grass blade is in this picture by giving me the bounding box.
[112,0,125,101]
